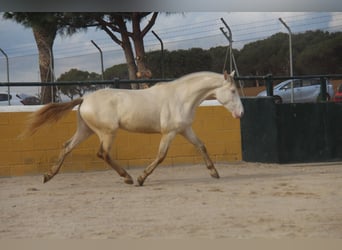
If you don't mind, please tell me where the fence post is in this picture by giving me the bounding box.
[320,77,328,101]
[0,48,10,105]
[113,77,120,89]
[265,74,273,97]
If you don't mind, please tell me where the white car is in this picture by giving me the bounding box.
[257,78,334,103]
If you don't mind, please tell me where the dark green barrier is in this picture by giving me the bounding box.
[240,98,342,163]
[240,97,279,162]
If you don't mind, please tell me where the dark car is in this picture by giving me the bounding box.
[0,92,40,106]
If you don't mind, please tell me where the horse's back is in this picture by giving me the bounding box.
[80,88,165,133]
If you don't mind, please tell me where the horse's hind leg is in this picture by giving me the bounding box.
[181,127,220,179]
[96,133,133,185]
[43,113,93,183]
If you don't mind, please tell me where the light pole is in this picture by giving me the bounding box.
[279,17,294,103]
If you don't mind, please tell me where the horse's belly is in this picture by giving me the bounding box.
[119,114,161,133]
[120,124,161,133]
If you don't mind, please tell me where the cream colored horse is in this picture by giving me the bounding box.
[24,71,244,186]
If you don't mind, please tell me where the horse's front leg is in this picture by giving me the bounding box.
[137,132,176,186]
[181,127,220,179]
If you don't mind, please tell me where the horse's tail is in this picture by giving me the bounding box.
[21,98,83,137]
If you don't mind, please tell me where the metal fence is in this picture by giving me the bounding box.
[1,74,342,105]
[236,74,342,102]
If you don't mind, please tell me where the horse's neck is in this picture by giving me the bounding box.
[176,76,222,108]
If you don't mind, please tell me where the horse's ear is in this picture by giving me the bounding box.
[230,70,235,78]
[224,70,228,80]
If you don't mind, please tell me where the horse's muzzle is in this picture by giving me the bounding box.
[233,111,244,119]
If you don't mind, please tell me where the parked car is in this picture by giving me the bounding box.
[16,93,41,105]
[0,92,40,106]
[257,78,334,103]
[333,84,342,103]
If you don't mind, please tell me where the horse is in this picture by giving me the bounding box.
[23,71,244,186]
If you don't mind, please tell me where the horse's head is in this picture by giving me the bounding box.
[215,71,244,119]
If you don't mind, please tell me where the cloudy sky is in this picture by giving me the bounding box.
[0,12,341,95]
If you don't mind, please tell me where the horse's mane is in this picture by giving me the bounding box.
[152,71,222,87]
[177,71,221,81]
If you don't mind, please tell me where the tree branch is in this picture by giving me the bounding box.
[112,14,133,37]
[95,17,123,46]
[104,26,123,46]
[141,12,158,37]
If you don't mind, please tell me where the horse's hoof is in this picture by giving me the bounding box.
[137,176,145,186]
[210,169,220,179]
[124,177,134,185]
[43,174,51,183]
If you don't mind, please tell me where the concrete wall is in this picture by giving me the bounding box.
[0,103,242,177]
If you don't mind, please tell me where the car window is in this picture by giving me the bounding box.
[281,82,290,90]
[284,80,301,89]
[302,79,312,87]
[294,80,302,88]
[308,79,321,86]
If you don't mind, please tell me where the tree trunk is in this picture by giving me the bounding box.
[131,13,155,88]
[115,16,138,88]
[97,13,158,89]
[32,26,57,104]
[133,33,151,77]
[133,35,151,89]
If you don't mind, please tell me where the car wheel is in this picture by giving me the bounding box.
[273,96,282,104]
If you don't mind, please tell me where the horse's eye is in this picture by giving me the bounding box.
[231,89,236,94]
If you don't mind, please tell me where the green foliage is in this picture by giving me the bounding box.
[237,31,342,77]
[103,63,129,79]
[208,46,238,73]
[295,31,342,74]
[3,12,86,36]
[237,33,290,76]
[58,30,341,88]
[145,48,212,78]
[57,68,101,99]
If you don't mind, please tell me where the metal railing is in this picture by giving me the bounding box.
[236,74,342,102]
[0,78,174,88]
[0,78,174,105]
[1,74,342,105]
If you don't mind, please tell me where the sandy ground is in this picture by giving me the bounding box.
[1,161,342,239]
